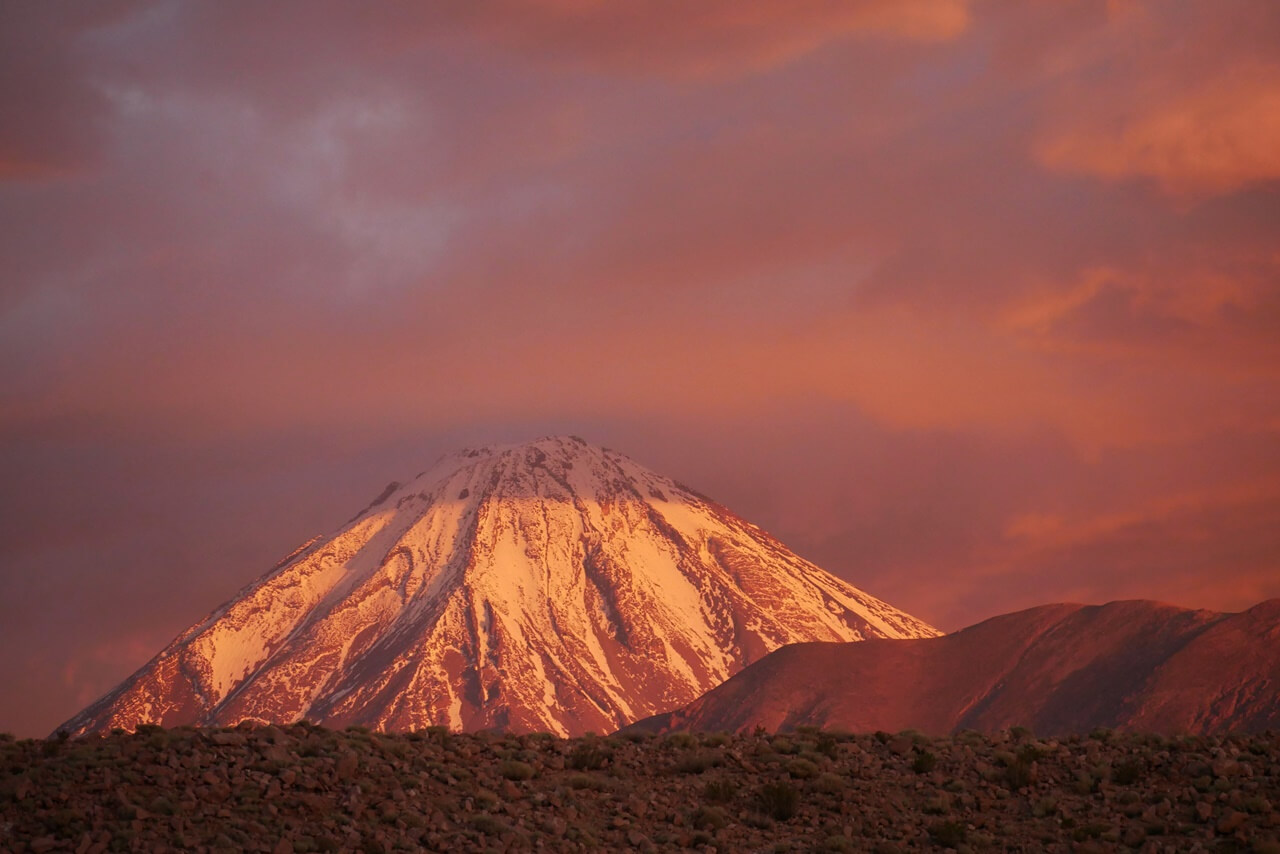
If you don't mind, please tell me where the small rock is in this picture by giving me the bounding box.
[336,751,359,780]
[1121,824,1145,847]
[1217,809,1246,834]
[1212,759,1240,778]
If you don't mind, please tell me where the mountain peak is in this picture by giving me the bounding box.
[62,439,938,737]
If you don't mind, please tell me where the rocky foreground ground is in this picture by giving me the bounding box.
[1,724,1278,853]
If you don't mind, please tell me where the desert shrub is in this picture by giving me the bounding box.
[822,835,857,852]
[787,758,819,779]
[1017,743,1047,764]
[1009,725,1033,741]
[675,750,722,774]
[1005,757,1034,790]
[148,796,176,816]
[664,732,698,750]
[1089,727,1114,742]
[1032,797,1058,818]
[702,732,731,747]
[566,773,605,790]
[812,772,845,795]
[929,820,967,847]
[757,781,800,820]
[702,778,738,803]
[469,814,508,836]
[912,751,938,774]
[499,760,535,781]
[816,733,839,757]
[1113,759,1143,785]
[874,731,891,744]
[569,743,610,770]
[770,737,796,755]
[690,805,729,830]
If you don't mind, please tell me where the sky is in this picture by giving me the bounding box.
[2,0,1278,738]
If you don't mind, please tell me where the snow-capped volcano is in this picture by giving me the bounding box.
[61,436,938,737]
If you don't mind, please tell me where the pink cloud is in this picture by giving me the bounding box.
[1039,64,1280,198]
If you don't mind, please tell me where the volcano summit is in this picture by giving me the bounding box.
[61,437,938,737]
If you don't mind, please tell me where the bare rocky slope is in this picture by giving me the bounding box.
[628,599,1280,736]
[4,725,1278,852]
[60,436,937,738]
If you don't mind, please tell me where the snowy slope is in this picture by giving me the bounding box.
[60,436,939,737]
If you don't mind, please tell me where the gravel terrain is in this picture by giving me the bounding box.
[2,724,1278,852]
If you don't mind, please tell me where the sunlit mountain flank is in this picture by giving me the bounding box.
[61,437,937,737]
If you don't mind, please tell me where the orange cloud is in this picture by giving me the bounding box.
[456,0,971,77]
[1038,63,1280,197]
[1001,262,1280,386]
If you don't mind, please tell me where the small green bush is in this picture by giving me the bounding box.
[664,732,698,750]
[1113,760,1143,785]
[812,772,845,795]
[674,750,722,774]
[690,805,729,830]
[568,743,609,770]
[912,751,938,774]
[565,773,605,790]
[469,814,507,836]
[929,820,967,847]
[757,781,800,820]
[1005,757,1033,790]
[702,778,738,803]
[499,760,535,781]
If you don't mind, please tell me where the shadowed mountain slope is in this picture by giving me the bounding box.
[628,599,1280,736]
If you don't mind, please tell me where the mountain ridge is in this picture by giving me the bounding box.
[626,598,1280,736]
